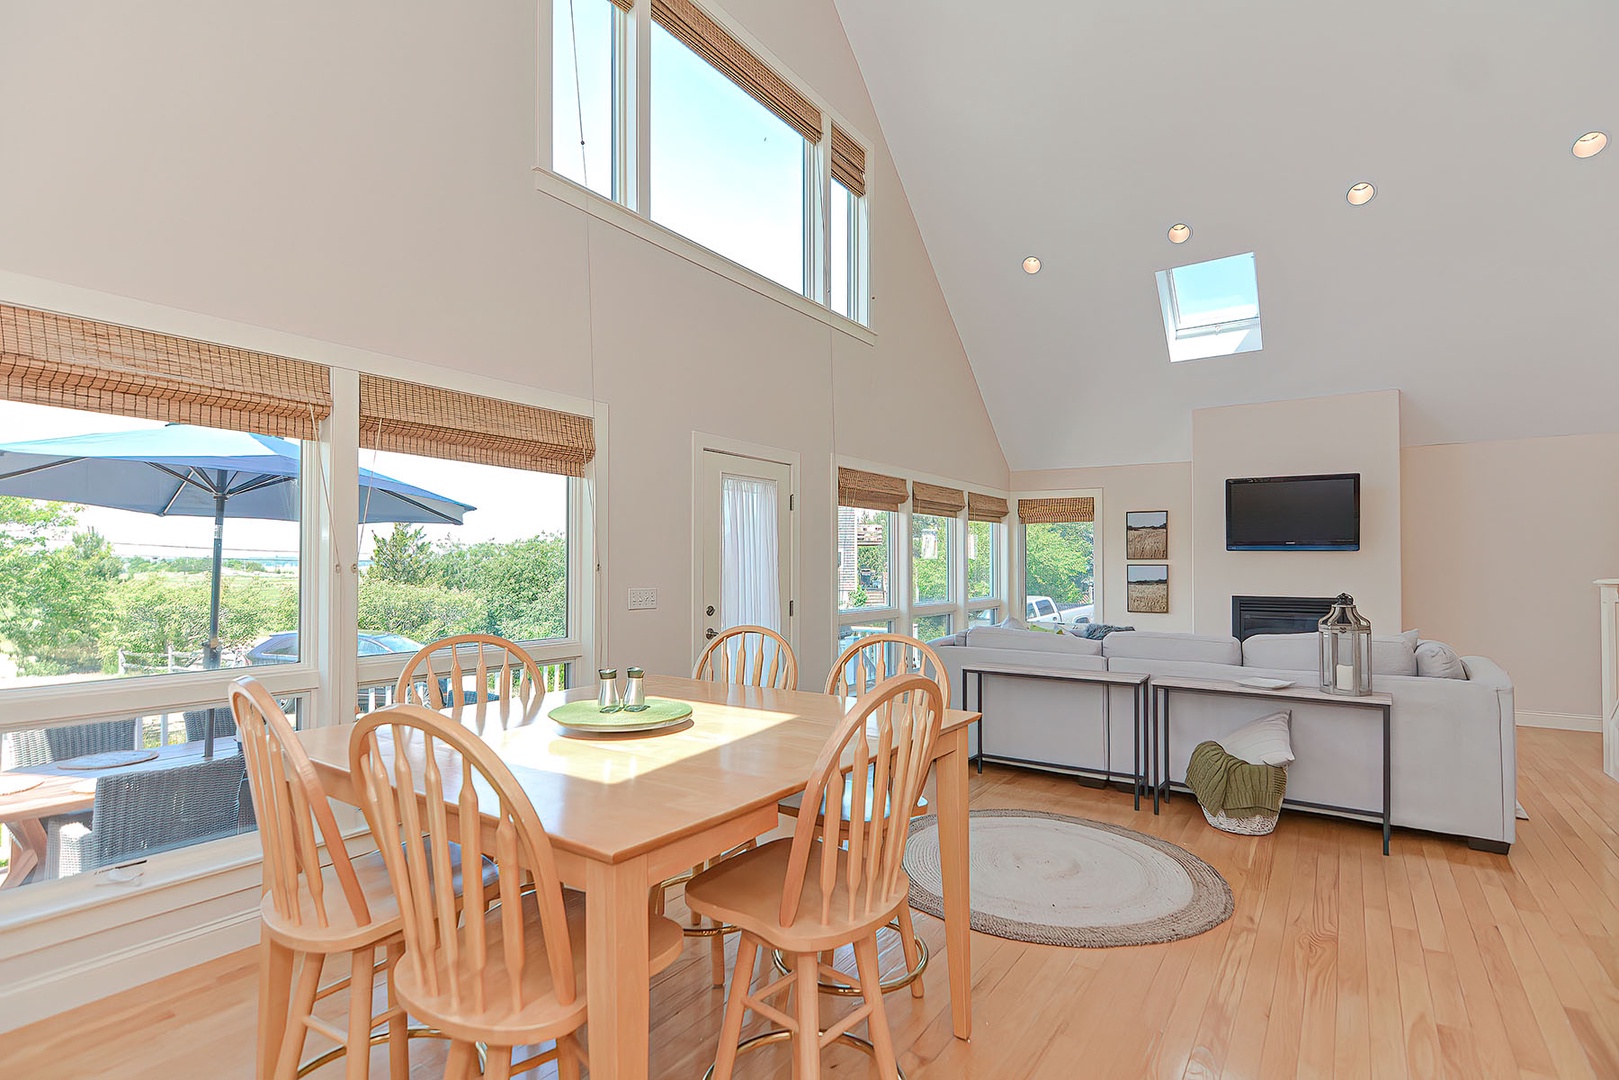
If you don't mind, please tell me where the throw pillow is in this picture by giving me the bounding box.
[996,615,1028,631]
[1217,710,1295,767]
[1080,623,1135,640]
[1415,639,1468,679]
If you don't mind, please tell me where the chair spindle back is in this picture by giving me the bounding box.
[825,632,951,708]
[780,673,943,928]
[395,634,551,733]
[693,625,798,690]
[350,703,576,1016]
[231,677,371,932]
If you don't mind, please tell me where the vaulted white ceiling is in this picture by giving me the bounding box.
[835,1,1618,470]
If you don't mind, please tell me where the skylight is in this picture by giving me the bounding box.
[1155,251,1263,362]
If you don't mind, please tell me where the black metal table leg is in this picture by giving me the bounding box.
[1132,682,1142,811]
[1382,703,1392,855]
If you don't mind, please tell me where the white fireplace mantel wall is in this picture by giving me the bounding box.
[1595,579,1619,781]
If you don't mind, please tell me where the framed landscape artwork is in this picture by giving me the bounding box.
[1127,564,1170,614]
[1125,510,1169,560]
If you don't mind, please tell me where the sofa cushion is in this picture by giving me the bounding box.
[1217,711,1295,766]
[996,615,1028,631]
[1241,630,1420,676]
[1416,639,1468,680]
[1103,631,1240,665]
[964,625,1103,656]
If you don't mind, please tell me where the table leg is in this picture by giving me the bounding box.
[1132,685,1142,812]
[257,926,294,1080]
[935,726,972,1040]
[1383,704,1392,856]
[1,819,46,889]
[585,854,652,1080]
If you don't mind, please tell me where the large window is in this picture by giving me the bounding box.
[0,305,592,897]
[651,24,807,293]
[547,0,869,324]
[356,452,570,656]
[0,401,303,688]
[1022,518,1097,632]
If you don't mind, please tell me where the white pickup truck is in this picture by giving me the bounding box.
[1025,596,1094,629]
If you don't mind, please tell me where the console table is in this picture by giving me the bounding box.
[1596,579,1619,782]
[1148,675,1393,854]
[962,663,1150,808]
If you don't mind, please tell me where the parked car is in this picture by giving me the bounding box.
[1025,596,1063,627]
[1025,597,1095,632]
[247,631,423,665]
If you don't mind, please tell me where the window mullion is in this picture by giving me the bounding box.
[630,0,651,215]
[317,368,360,729]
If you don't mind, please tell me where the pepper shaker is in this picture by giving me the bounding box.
[623,667,647,712]
[597,668,621,713]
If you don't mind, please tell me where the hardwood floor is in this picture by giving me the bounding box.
[3,726,1616,1078]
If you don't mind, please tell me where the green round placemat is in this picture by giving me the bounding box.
[548,697,693,731]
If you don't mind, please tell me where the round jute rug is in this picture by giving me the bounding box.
[904,808,1233,947]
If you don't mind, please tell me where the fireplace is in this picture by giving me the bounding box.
[1230,595,1338,641]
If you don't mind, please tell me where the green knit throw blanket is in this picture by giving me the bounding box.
[1185,740,1288,819]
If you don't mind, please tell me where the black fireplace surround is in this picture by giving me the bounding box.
[1231,595,1338,641]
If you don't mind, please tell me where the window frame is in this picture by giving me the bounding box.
[1154,253,1263,363]
[537,0,873,339]
[1013,488,1103,633]
[834,461,1011,660]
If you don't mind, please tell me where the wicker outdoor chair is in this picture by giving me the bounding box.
[183,706,237,745]
[50,754,250,876]
[3,718,139,770]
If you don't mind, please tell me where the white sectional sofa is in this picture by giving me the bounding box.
[932,626,1516,851]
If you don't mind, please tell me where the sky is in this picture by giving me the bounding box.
[1170,252,1260,327]
[0,401,568,561]
[553,0,809,293]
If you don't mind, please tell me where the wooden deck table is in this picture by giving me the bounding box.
[285,674,980,1080]
[0,740,224,889]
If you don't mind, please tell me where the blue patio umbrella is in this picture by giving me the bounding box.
[0,424,475,756]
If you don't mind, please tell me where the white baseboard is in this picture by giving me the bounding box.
[1516,710,1602,732]
[0,896,259,1034]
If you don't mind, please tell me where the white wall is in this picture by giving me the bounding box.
[0,0,1007,690]
[1012,462,1194,632]
[1404,433,1619,723]
[1192,391,1403,636]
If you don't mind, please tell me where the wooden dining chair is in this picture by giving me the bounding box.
[774,633,952,1001]
[394,634,553,733]
[231,676,414,1080]
[686,673,944,1080]
[693,625,798,691]
[349,703,684,1080]
[664,624,799,986]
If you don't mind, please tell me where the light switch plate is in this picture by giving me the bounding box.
[627,588,657,610]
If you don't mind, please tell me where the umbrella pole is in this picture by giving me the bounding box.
[204,491,226,759]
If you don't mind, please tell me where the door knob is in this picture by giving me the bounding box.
[706,605,715,617]
[705,628,718,640]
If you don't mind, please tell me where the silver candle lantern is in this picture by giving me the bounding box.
[1318,593,1372,696]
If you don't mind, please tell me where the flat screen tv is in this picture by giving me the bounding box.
[1225,473,1360,551]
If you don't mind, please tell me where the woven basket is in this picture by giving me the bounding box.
[1201,806,1280,836]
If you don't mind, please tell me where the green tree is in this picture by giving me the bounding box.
[0,500,119,675]
[357,579,489,643]
[1023,521,1094,606]
[367,523,435,585]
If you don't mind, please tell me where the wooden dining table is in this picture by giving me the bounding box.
[285,673,979,1080]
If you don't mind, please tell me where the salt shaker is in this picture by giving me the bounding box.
[623,667,647,712]
[597,668,621,712]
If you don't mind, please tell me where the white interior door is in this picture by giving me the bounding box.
[697,449,794,658]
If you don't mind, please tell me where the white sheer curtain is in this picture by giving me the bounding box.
[721,476,781,632]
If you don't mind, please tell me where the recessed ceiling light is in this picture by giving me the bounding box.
[1168,223,1191,244]
[1022,256,1042,274]
[1573,131,1608,158]
[1347,182,1376,206]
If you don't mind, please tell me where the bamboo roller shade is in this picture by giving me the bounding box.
[911,481,965,517]
[838,467,907,512]
[608,0,632,9]
[651,0,823,144]
[831,124,867,197]
[967,492,1009,522]
[0,303,331,439]
[1018,496,1095,523]
[359,374,595,477]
